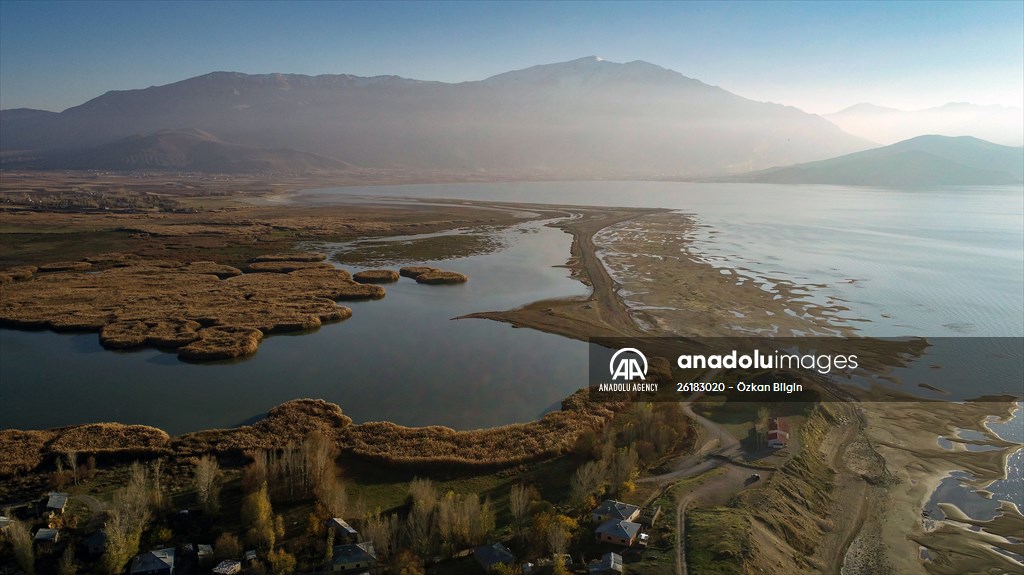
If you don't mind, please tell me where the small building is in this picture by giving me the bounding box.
[332,542,376,573]
[327,517,359,542]
[767,417,791,449]
[595,519,646,547]
[212,560,242,575]
[130,547,175,575]
[84,529,108,556]
[46,492,69,515]
[592,500,641,524]
[589,552,624,574]
[34,528,60,546]
[473,542,516,573]
[244,550,257,563]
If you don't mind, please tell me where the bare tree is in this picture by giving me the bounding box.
[547,523,568,556]
[66,450,78,486]
[193,455,221,514]
[568,459,606,510]
[509,484,533,543]
[6,518,34,575]
[315,467,347,519]
[102,463,152,575]
[363,510,398,562]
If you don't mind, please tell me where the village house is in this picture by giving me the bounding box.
[332,541,376,573]
[767,417,790,449]
[129,547,175,575]
[594,519,647,547]
[473,542,516,572]
[591,499,641,524]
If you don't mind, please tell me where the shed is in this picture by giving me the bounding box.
[589,552,624,574]
[130,547,175,575]
[46,492,69,514]
[34,528,60,545]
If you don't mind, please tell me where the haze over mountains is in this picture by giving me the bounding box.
[1,57,873,177]
[825,102,1024,147]
[717,135,1024,186]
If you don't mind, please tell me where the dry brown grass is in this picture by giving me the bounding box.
[250,252,327,263]
[0,393,624,477]
[0,255,373,360]
[0,266,36,284]
[177,325,265,360]
[415,270,468,284]
[0,429,54,476]
[244,261,336,273]
[37,261,93,272]
[352,269,400,283]
[49,423,171,455]
[399,266,439,278]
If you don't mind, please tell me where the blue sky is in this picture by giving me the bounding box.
[1,0,1021,113]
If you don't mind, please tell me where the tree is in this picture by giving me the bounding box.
[194,455,222,514]
[66,450,78,486]
[509,484,535,543]
[392,549,425,575]
[363,510,398,562]
[755,406,771,450]
[150,458,166,510]
[405,478,438,557]
[214,532,243,561]
[57,545,78,575]
[547,523,568,556]
[315,469,347,519]
[242,483,277,552]
[6,518,34,575]
[267,548,296,575]
[568,459,606,511]
[102,463,152,575]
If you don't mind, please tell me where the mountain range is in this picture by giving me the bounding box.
[824,102,1023,147]
[1,57,872,177]
[716,135,1024,186]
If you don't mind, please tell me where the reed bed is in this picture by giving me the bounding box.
[415,270,468,284]
[1,395,621,477]
[352,269,400,283]
[0,254,371,360]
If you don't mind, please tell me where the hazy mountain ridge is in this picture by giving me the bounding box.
[825,102,1024,147]
[1,128,352,173]
[0,57,872,176]
[717,135,1024,186]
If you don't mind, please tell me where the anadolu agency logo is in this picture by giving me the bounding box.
[597,347,658,393]
[609,347,648,381]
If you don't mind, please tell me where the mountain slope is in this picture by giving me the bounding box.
[2,129,352,173]
[717,135,1024,186]
[0,57,872,177]
[825,102,1024,147]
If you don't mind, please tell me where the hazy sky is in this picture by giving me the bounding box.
[1,0,1021,114]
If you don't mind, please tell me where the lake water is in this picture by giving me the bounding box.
[2,182,1022,434]
[0,218,590,433]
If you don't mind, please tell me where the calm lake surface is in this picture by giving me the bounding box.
[2,182,1022,435]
